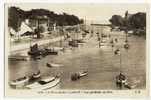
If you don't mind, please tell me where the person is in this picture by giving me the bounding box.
[114,49,120,55]
[119,73,126,81]
[112,44,114,48]
[124,42,129,49]
[46,63,52,68]
[125,39,128,43]
[116,73,126,89]
[98,37,101,41]
[115,38,118,43]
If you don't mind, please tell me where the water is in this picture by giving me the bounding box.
[8,26,146,90]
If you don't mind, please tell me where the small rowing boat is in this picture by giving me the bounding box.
[46,63,63,68]
[71,70,88,81]
[25,76,60,90]
[9,76,29,89]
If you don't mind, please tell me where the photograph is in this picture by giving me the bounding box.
[4,3,149,97]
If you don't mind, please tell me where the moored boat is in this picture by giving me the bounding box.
[9,76,29,89]
[25,76,60,90]
[114,49,120,55]
[41,47,58,56]
[68,40,79,47]
[79,71,88,77]
[28,44,41,57]
[71,70,88,81]
[124,43,130,49]
[8,55,30,61]
[116,73,131,89]
[46,63,63,68]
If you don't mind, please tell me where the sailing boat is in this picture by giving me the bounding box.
[28,43,42,60]
[115,50,131,89]
[124,11,130,50]
[124,32,130,49]
[99,26,108,47]
[71,64,88,81]
[46,23,64,53]
[68,24,84,47]
[90,21,94,37]
[71,54,88,81]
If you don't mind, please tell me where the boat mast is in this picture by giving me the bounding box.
[90,21,93,37]
[119,52,122,74]
[125,11,128,43]
[60,25,63,47]
[85,16,86,31]
[100,25,103,43]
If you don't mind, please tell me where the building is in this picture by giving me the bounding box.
[26,15,49,33]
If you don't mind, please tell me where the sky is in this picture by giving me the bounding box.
[7,3,148,24]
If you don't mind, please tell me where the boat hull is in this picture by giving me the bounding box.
[26,77,60,90]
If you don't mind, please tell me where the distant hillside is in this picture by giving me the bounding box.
[8,6,84,32]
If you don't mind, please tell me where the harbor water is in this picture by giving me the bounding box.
[8,26,146,90]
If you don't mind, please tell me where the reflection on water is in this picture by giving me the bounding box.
[8,28,146,90]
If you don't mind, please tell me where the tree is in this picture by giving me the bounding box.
[109,15,124,27]
[128,12,146,29]
[8,6,83,33]
[8,7,25,32]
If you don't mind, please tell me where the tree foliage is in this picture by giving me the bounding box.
[128,12,146,29]
[8,7,25,32]
[109,15,124,27]
[8,7,83,32]
[109,12,146,30]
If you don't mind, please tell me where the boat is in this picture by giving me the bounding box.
[28,44,41,57]
[52,47,64,52]
[101,33,108,38]
[9,76,29,89]
[124,28,130,49]
[116,73,127,84]
[46,63,52,68]
[8,55,30,61]
[116,73,131,89]
[41,47,58,56]
[124,43,130,49]
[115,38,118,43]
[114,49,120,55]
[46,63,63,68]
[75,39,85,43]
[68,40,79,47]
[71,70,88,81]
[115,48,131,89]
[110,39,114,44]
[25,76,60,90]
[79,71,88,77]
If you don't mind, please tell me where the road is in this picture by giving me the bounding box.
[10,36,64,52]
[8,26,146,90]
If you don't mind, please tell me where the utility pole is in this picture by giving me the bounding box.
[17,19,20,41]
[37,18,40,39]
